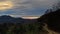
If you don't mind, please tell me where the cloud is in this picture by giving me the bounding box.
[12,0,58,10]
[0,0,59,10]
[0,0,59,17]
[11,0,57,11]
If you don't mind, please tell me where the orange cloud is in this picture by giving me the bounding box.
[0,1,13,10]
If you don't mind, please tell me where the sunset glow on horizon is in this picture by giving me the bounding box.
[22,16,39,19]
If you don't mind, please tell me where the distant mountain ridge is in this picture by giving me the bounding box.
[0,15,24,24]
[0,15,37,24]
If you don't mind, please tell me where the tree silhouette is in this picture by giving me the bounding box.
[51,1,60,11]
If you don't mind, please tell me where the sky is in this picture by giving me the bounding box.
[0,0,59,17]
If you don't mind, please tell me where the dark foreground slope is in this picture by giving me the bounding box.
[0,15,47,34]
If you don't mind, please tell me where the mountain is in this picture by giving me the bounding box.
[0,15,24,24]
[0,15,37,24]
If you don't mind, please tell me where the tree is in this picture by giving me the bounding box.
[52,1,60,10]
[45,9,53,14]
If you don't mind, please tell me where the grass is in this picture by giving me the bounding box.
[0,22,48,34]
